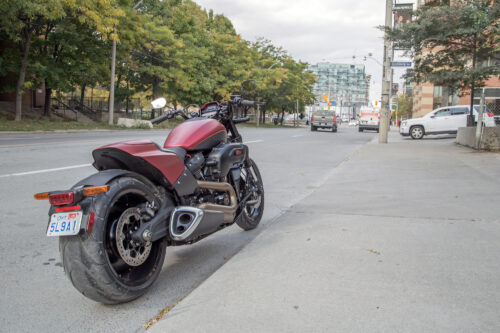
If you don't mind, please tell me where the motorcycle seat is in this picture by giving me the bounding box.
[153,143,186,162]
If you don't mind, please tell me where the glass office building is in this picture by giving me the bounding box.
[308,62,369,117]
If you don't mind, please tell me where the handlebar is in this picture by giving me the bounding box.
[240,99,266,107]
[150,109,188,124]
[233,116,250,124]
[150,113,170,124]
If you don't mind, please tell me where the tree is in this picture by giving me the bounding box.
[396,94,413,120]
[385,0,500,101]
[0,0,124,120]
[250,39,315,124]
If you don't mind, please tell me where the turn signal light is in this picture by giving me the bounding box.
[82,185,109,197]
[34,192,49,200]
[49,192,74,205]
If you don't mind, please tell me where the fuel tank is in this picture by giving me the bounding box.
[164,119,227,151]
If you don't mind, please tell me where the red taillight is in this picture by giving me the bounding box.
[49,192,74,205]
[487,112,494,117]
[311,116,314,121]
[333,116,336,122]
[55,205,81,212]
[87,212,95,233]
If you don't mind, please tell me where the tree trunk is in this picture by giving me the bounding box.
[15,29,33,121]
[80,84,86,108]
[442,86,449,107]
[261,110,266,124]
[43,81,52,117]
[151,77,160,119]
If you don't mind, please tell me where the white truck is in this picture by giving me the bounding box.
[358,106,380,132]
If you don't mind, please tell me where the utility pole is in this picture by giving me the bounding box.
[108,35,116,125]
[379,0,392,143]
[109,0,144,126]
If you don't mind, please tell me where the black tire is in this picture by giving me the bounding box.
[410,126,424,140]
[59,177,167,304]
[310,125,317,131]
[332,126,337,133]
[359,128,363,132]
[236,159,264,231]
[376,129,379,133]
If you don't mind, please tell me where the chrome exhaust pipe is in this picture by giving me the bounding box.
[169,207,204,241]
[169,181,238,241]
[197,181,237,222]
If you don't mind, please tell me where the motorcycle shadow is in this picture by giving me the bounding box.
[106,227,259,310]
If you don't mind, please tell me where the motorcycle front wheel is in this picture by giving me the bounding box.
[59,176,167,304]
[236,158,265,230]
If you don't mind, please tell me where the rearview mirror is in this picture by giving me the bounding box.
[151,97,167,109]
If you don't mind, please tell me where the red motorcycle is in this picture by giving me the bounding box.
[34,95,265,304]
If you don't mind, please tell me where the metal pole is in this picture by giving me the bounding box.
[469,33,477,127]
[108,35,116,125]
[379,0,392,143]
[108,1,143,126]
[475,88,485,149]
[256,98,260,127]
[293,99,299,127]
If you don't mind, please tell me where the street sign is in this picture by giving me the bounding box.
[390,61,412,67]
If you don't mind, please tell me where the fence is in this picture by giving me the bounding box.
[477,88,500,126]
[51,96,143,122]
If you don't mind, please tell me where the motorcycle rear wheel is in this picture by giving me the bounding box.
[59,176,167,304]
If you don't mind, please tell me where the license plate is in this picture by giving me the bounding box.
[47,211,82,236]
[370,121,376,125]
[321,123,326,126]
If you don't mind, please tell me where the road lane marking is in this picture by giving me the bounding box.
[0,135,167,148]
[1,139,264,177]
[244,140,264,144]
[292,135,305,138]
[0,139,109,148]
[0,164,92,178]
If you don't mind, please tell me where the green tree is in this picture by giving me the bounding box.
[0,0,123,120]
[250,39,315,124]
[385,0,500,102]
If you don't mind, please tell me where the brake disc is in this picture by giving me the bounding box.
[115,208,152,267]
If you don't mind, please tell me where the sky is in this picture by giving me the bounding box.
[195,0,415,103]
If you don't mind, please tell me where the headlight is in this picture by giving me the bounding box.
[402,121,407,126]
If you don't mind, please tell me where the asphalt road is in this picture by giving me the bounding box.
[0,125,375,333]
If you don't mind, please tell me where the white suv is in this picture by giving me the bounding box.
[400,105,496,139]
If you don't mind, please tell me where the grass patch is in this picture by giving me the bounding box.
[0,113,304,132]
[0,113,183,132]
[238,121,302,129]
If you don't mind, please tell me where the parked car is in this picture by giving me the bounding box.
[310,111,337,132]
[400,105,496,139]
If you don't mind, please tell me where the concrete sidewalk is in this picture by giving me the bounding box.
[151,132,500,333]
